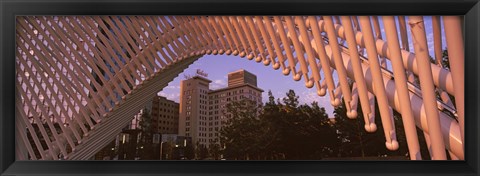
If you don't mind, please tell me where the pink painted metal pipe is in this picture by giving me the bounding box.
[408,16,447,160]
[443,16,465,149]
[357,16,395,135]
[382,16,421,154]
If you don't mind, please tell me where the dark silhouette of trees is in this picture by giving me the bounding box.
[217,88,432,160]
[219,89,338,160]
[333,93,431,159]
[138,108,155,160]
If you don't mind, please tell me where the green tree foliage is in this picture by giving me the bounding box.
[219,98,265,160]
[184,142,195,159]
[219,89,338,160]
[138,108,155,160]
[218,88,432,160]
[195,142,209,160]
[333,94,431,159]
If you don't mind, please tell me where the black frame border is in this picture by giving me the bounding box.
[1,0,479,175]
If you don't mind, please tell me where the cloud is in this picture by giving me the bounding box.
[158,92,181,102]
[164,85,180,90]
[298,90,335,116]
[210,79,227,90]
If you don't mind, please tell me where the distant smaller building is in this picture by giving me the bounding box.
[151,96,179,134]
[95,95,180,160]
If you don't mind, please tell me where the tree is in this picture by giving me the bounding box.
[208,142,221,160]
[184,142,195,159]
[333,93,431,159]
[195,142,209,160]
[219,98,264,160]
[220,89,338,160]
[138,108,154,160]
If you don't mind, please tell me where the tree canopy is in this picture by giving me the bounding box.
[217,89,431,160]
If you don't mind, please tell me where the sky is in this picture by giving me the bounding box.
[157,16,447,117]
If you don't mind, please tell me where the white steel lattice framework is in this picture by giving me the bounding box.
[15,16,464,160]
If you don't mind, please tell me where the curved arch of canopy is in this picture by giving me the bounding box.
[15,16,464,160]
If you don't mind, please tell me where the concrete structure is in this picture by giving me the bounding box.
[15,16,464,160]
[151,96,179,134]
[179,70,263,147]
[228,69,258,87]
[94,95,179,160]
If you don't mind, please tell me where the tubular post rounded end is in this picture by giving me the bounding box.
[282,68,291,75]
[365,123,377,132]
[232,50,239,56]
[305,80,314,88]
[386,140,399,151]
[332,98,341,107]
[263,59,270,66]
[247,54,254,60]
[272,62,280,70]
[347,110,358,119]
[293,73,302,81]
[239,51,246,58]
[317,88,326,96]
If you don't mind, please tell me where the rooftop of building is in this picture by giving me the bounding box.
[189,75,212,83]
[228,69,255,76]
[155,95,180,105]
[208,83,264,94]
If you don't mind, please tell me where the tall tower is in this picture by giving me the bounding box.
[179,70,263,149]
[227,69,258,87]
[178,76,212,146]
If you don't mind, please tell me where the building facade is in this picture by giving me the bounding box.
[95,95,180,160]
[151,96,180,134]
[179,70,263,148]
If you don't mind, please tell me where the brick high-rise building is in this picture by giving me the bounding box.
[179,70,263,147]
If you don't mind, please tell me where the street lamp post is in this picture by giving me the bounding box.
[160,142,165,160]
